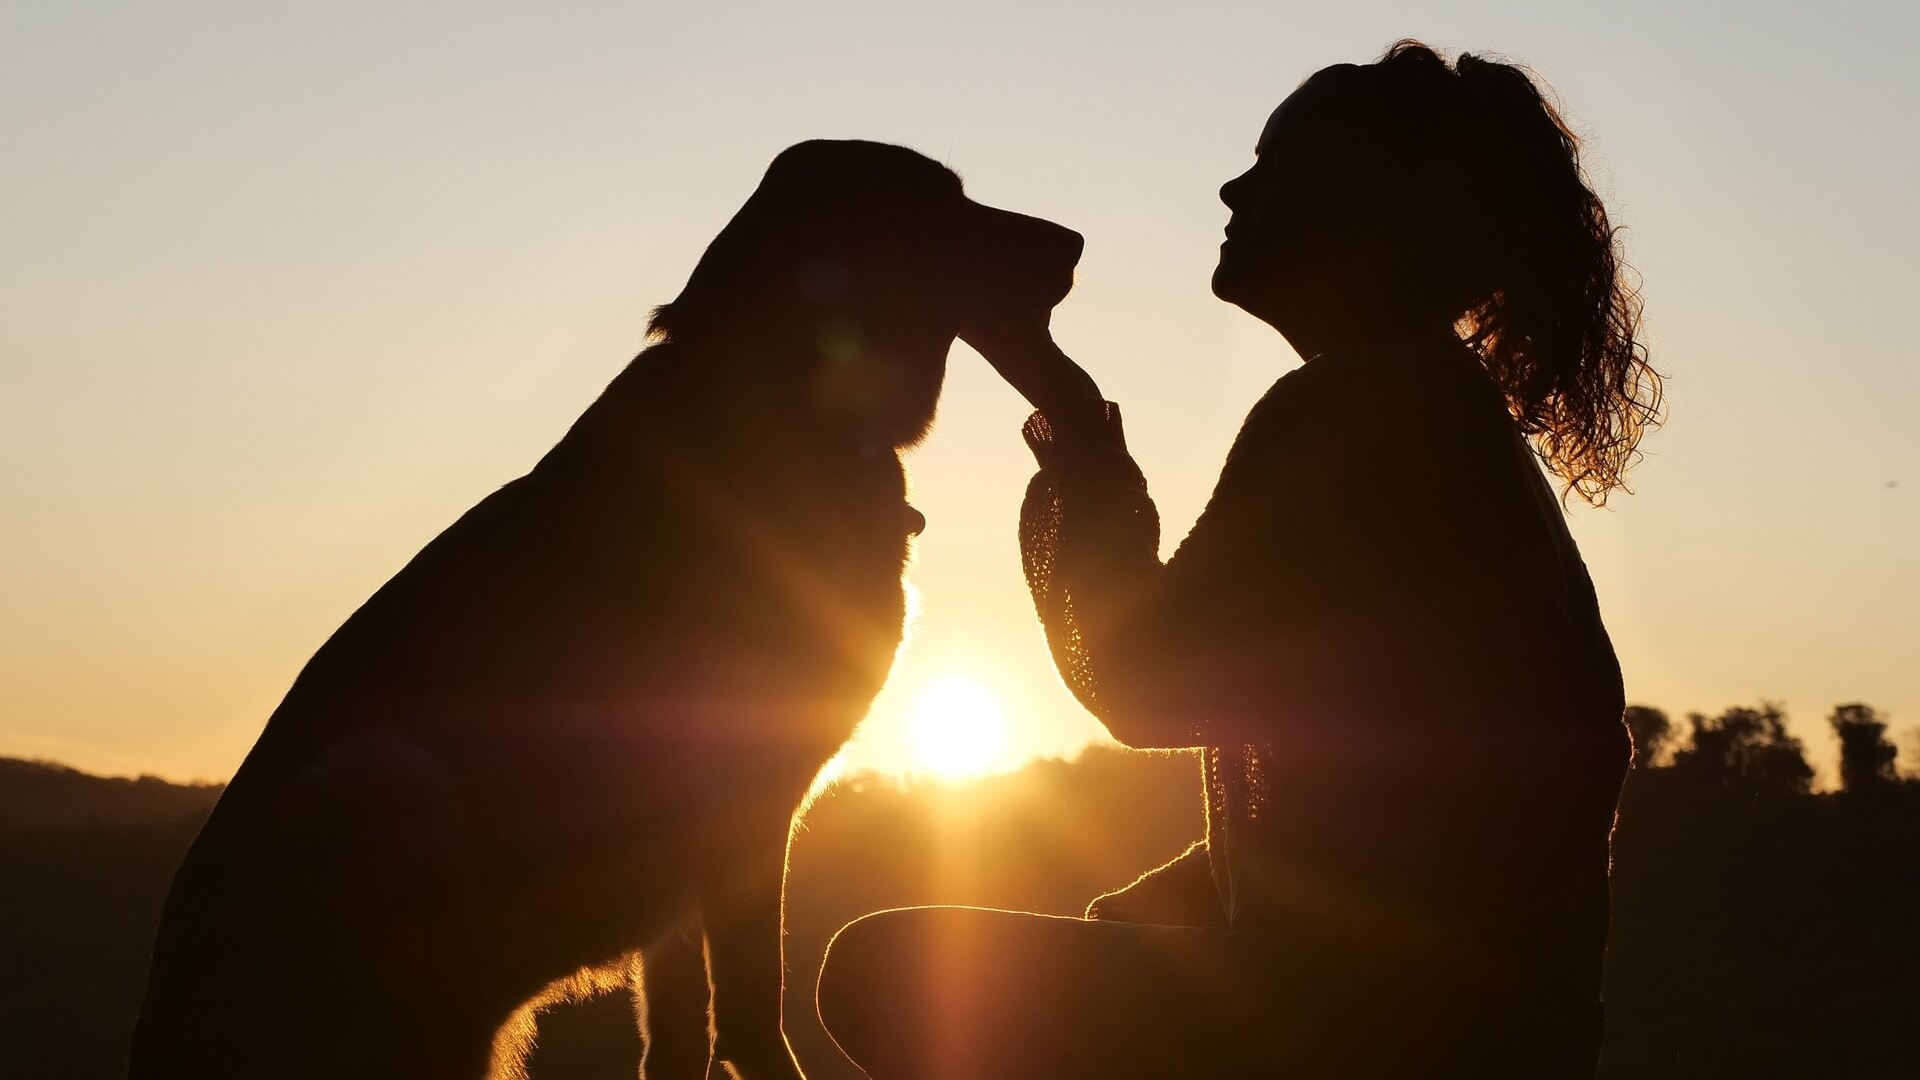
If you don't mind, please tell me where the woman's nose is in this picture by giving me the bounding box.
[1220,167,1251,210]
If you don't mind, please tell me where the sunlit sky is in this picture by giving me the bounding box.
[3,1,1916,785]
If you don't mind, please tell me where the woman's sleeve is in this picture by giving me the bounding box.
[1017,402,1185,746]
[1018,359,1536,751]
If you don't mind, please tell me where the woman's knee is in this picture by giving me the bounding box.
[816,909,918,1068]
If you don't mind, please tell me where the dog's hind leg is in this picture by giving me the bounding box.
[640,918,715,1080]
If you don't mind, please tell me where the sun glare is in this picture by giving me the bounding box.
[907,679,1010,781]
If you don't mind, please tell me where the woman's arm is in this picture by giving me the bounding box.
[1015,400,1193,748]
[998,337,1545,752]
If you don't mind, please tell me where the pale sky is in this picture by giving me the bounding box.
[3,0,1915,784]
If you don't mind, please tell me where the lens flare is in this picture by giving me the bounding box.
[907,679,1010,781]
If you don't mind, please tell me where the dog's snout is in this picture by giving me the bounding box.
[978,205,1083,263]
[1051,223,1086,267]
[967,203,1084,308]
[1014,213,1084,269]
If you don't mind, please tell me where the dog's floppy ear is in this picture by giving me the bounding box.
[647,177,801,344]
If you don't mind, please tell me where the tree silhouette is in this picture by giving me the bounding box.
[1668,703,1813,794]
[1622,705,1673,769]
[1829,703,1899,793]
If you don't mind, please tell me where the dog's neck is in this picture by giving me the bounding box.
[548,339,912,479]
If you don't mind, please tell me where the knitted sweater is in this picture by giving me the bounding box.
[1018,337,1630,1062]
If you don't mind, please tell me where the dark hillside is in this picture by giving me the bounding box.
[0,758,221,830]
[0,760,219,1080]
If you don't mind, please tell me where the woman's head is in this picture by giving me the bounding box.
[1214,41,1662,505]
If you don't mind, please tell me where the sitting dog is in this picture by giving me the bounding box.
[129,140,1082,1080]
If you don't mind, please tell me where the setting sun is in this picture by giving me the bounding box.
[906,679,1011,781]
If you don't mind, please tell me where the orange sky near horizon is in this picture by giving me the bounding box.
[3,1,1916,787]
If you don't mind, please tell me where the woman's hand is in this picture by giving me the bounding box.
[960,314,1106,430]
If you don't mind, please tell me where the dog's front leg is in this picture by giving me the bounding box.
[701,818,805,1080]
[640,918,716,1080]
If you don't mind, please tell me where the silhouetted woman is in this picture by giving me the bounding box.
[817,42,1662,1079]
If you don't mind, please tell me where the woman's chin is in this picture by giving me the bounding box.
[1209,260,1244,303]
[1211,256,1287,317]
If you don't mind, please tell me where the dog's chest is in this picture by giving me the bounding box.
[655,448,913,671]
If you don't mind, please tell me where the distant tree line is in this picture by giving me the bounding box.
[1624,700,1913,793]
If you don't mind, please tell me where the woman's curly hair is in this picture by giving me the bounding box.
[1364,41,1664,505]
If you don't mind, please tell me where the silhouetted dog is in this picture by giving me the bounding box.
[130,140,1081,1080]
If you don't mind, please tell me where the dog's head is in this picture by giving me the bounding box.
[649,140,1083,448]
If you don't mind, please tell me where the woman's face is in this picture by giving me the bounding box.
[1211,67,1393,320]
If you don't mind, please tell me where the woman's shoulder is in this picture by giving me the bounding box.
[1305,334,1495,396]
